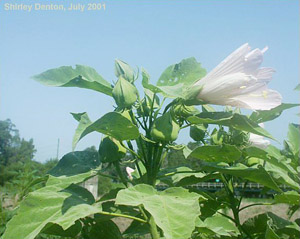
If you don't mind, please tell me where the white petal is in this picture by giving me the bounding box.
[249,133,270,149]
[244,47,266,73]
[126,167,134,180]
[198,73,255,102]
[198,43,251,85]
[231,88,282,110]
[255,67,275,83]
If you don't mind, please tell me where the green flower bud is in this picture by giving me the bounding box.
[210,128,226,145]
[115,59,135,83]
[190,125,206,141]
[137,91,160,117]
[172,103,199,119]
[150,112,180,142]
[99,136,126,163]
[112,76,138,108]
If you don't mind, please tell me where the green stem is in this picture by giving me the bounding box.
[99,211,147,224]
[148,93,157,129]
[221,174,254,239]
[148,215,160,239]
[135,160,143,181]
[239,203,273,212]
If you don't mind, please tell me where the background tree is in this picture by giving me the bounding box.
[0,119,36,185]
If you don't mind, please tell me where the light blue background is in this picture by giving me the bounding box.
[0,0,299,162]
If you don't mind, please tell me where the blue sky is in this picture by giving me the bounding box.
[0,0,299,162]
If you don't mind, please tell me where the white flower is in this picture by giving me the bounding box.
[249,123,270,149]
[195,43,282,110]
[126,167,135,180]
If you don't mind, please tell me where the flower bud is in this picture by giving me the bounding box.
[150,112,180,142]
[115,59,135,83]
[210,128,226,145]
[190,125,206,141]
[98,136,126,163]
[172,103,199,119]
[112,76,138,108]
[137,91,160,117]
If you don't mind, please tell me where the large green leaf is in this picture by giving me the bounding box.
[245,146,299,190]
[142,67,187,98]
[116,184,200,239]
[188,144,242,163]
[249,103,299,123]
[159,167,209,187]
[79,112,140,142]
[245,146,297,175]
[157,57,206,87]
[123,220,150,237]
[71,112,92,150]
[3,172,102,239]
[264,162,300,190]
[41,221,82,237]
[48,151,100,177]
[243,212,300,239]
[33,65,112,96]
[274,191,300,206]
[188,112,274,139]
[88,220,122,239]
[286,123,300,156]
[196,214,239,237]
[199,162,281,192]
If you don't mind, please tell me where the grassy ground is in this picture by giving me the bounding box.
[238,198,300,223]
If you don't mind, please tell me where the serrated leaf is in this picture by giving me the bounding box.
[157,57,206,87]
[188,112,275,140]
[188,144,242,163]
[71,112,92,150]
[79,112,140,142]
[116,184,200,239]
[249,103,299,123]
[33,65,112,96]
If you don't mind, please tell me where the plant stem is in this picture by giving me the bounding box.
[221,174,254,239]
[148,215,160,239]
[239,203,273,212]
[99,211,147,224]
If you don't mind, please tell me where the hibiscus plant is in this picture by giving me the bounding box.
[3,44,300,239]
